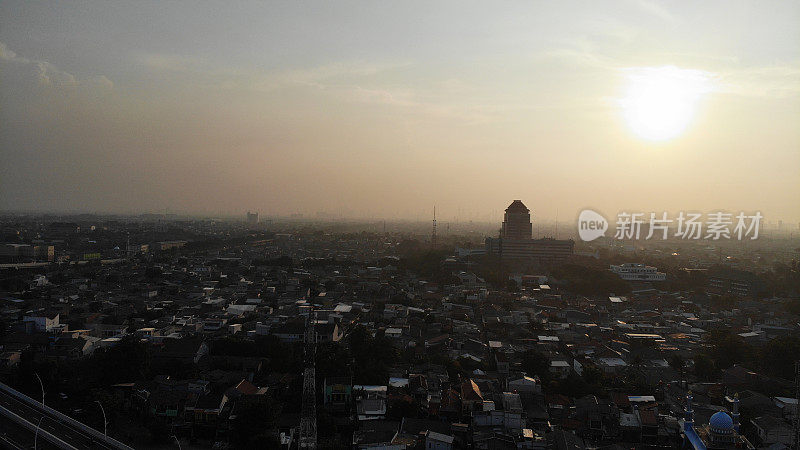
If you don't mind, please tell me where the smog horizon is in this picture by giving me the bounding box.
[2,1,799,222]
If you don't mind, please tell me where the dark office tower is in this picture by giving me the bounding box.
[487,199,574,266]
[501,200,532,240]
[246,211,259,224]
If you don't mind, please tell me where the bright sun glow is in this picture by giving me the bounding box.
[620,66,713,142]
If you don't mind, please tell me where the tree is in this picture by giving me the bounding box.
[522,349,551,383]
[759,336,800,380]
[0,317,7,341]
[346,325,397,385]
[784,299,800,317]
[705,331,753,370]
[231,397,280,447]
[387,395,418,419]
[550,263,631,296]
[581,365,604,386]
[316,342,352,381]
[669,355,686,380]
[551,373,596,398]
[91,336,151,385]
[694,354,716,381]
[709,294,737,310]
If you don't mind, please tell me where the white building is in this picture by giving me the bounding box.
[354,385,388,421]
[610,263,666,281]
[507,376,542,395]
[473,392,525,432]
[424,431,454,450]
[549,360,571,379]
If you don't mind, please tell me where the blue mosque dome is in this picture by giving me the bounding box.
[709,411,734,434]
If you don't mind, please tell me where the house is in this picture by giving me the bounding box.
[494,352,509,374]
[352,420,403,450]
[151,337,207,366]
[354,385,388,421]
[508,376,542,396]
[424,431,454,450]
[91,323,128,338]
[572,395,620,442]
[323,377,353,411]
[728,391,781,418]
[722,365,774,392]
[518,428,547,449]
[185,393,227,427]
[473,431,516,450]
[271,321,305,343]
[750,416,793,446]
[22,312,60,332]
[398,417,452,446]
[49,336,97,358]
[202,318,228,332]
[546,430,586,450]
[0,351,21,370]
[707,267,767,297]
[595,357,627,374]
[461,379,484,413]
[549,360,571,379]
[226,304,255,317]
[474,392,525,432]
[316,322,343,343]
[148,389,187,423]
[773,397,797,420]
[385,328,403,339]
[225,379,267,401]
[439,389,462,419]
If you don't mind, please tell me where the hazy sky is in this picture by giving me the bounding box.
[1,1,798,223]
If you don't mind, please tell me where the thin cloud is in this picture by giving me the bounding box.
[542,44,800,100]
[0,41,111,89]
[627,0,676,22]
[136,53,205,72]
[252,61,411,92]
[718,64,800,98]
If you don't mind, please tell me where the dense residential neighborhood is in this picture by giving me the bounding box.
[0,215,798,449]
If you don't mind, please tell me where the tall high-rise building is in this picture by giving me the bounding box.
[487,200,574,266]
[246,211,259,224]
[501,200,532,240]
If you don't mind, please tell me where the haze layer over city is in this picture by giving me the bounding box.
[1,1,799,223]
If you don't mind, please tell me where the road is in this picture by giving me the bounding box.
[0,383,133,450]
[0,413,60,449]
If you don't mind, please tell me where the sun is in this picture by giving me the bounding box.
[619,66,712,142]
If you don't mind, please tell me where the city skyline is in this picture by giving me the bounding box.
[1,3,799,449]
